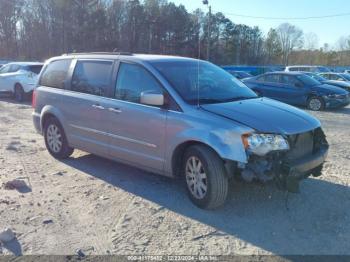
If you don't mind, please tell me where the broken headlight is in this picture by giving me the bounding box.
[242,133,290,156]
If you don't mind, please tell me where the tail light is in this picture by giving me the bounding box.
[32,90,37,108]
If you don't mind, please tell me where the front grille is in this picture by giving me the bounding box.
[286,131,314,160]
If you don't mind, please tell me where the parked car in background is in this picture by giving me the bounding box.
[222,65,284,76]
[226,70,252,80]
[0,62,43,101]
[319,72,350,83]
[285,65,330,73]
[243,72,350,111]
[33,53,329,209]
[303,72,350,92]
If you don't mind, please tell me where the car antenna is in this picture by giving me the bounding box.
[196,16,201,109]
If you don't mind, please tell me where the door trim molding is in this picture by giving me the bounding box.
[70,124,157,148]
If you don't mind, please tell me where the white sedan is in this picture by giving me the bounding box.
[0,62,43,102]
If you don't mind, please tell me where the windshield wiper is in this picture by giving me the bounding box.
[221,96,257,102]
[188,98,225,105]
[188,96,257,105]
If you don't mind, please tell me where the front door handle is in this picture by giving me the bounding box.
[92,104,105,110]
[108,107,122,113]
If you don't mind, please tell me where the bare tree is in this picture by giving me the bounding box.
[277,23,304,65]
[304,32,319,50]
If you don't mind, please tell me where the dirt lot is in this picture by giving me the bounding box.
[0,96,349,256]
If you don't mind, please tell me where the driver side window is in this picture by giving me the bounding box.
[115,63,163,104]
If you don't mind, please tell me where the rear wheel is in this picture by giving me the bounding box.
[307,96,325,111]
[183,145,228,209]
[44,117,74,159]
[14,84,24,102]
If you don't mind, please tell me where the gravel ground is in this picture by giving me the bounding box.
[0,96,349,256]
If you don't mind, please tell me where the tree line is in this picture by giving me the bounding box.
[0,0,349,66]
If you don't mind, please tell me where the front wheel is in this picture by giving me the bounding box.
[183,145,228,209]
[44,117,74,159]
[14,84,24,102]
[307,96,325,111]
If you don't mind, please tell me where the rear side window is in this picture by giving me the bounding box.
[71,60,113,97]
[330,74,344,81]
[27,65,43,75]
[115,63,163,104]
[280,75,300,86]
[9,64,20,73]
[40,59,71,89]
[300,67,311,72]
[265,74,280,83]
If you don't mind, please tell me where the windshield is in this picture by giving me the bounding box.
[316,66,330,73]
[238,72,252,78]
[305,73,326,82]
[340,73,350,81]
[151,60,257,105]
[296,74,321,86]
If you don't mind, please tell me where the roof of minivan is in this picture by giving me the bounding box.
[286,65,323,68]
[6,62,43,66]
[57,53,199,63]
[266,71,304,75]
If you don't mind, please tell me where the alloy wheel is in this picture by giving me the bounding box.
[309,98,322,111]
[185,156,208,199]
[47,124,62,153]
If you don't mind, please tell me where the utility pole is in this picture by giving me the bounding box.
[203,0,211,61]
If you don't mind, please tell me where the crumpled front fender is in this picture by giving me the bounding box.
[165,126,252,176]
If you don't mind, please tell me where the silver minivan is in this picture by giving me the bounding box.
[33,53,329,209]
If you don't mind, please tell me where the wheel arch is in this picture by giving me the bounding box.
[40,105,67,133]
[14,82,23,90]
[171,141,222,178]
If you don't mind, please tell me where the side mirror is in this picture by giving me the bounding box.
[295,82,303,88]
[140,92,164,106]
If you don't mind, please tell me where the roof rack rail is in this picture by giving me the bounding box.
[62,52,133,56]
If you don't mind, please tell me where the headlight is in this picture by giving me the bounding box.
[242,133,290,156]
[327,94,342,99]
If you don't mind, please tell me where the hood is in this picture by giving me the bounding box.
[322,80,350,90]
[201,98,320,135]
[313,84,348,95]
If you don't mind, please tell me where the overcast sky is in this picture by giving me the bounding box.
[171,0,350,48]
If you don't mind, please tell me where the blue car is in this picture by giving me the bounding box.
[303,72,350,92]
[243,72,350,111]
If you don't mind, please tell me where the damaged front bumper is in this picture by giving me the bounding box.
[237,127,329,193]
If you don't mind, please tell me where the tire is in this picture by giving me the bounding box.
[14,84,24,102]
[44,117,74,159]
[311,164,323,177]
[307,96,325,111]
[182,145,228,209]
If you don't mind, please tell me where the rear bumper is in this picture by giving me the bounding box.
[32,112,42,134]
[22,83,36,94]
